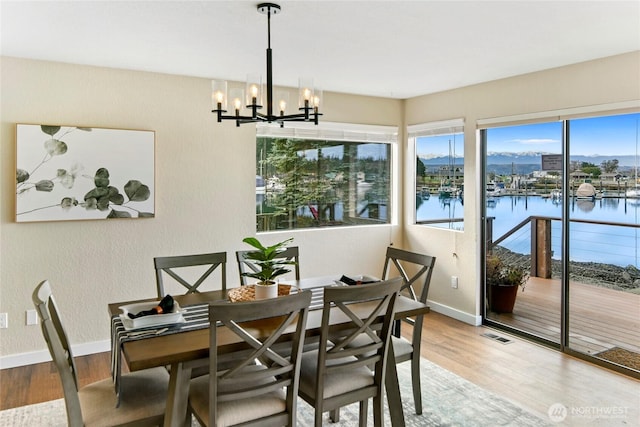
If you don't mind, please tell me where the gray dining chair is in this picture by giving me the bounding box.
[188,290,312,426]
[297,277,402,427]
[154,251,227,297]
[32,280,169,427]
[381,246,436,415]
[235,246,300,286]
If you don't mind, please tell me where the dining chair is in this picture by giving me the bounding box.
[187,290,312,427]
[382,246,436,415]
[154,251,227,297]
[297,277,403,427]
[235,246,299,286]
[32,280,169,427]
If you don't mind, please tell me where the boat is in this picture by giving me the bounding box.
[626,185,640,198]
[550,189,561,201]
[486,181,503,197]
[575,183,596,201]
[439,137,461,199]
[256,175,265,194]
[628,120,639,198]
[438,183,460,199]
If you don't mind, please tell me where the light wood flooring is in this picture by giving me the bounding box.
[2,311,639,425]
[487,276,640,356]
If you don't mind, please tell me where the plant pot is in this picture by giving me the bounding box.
[489,284,519,313]
[254,282,278,300]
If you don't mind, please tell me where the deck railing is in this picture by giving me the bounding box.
[487,215,640,280]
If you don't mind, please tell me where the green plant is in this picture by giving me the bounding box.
[486,255,528,289]
[241,237,296,285]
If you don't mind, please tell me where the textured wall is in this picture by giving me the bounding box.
[0,57,402,363]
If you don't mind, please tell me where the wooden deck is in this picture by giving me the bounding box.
[487,277,640,361]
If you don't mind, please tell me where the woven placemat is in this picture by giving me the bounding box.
[228,284,292,302]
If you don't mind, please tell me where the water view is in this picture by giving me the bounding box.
[416,194,640,268]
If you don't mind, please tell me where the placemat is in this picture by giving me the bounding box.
[110,302,210,405]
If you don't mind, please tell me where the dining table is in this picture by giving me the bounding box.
[108,276,429,427]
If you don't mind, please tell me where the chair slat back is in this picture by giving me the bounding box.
[382,247,436,304]
[32,280,83,427]
[207,290,311,426]
[315,278,402,397]
[154,252,227,297]
[235,246,300,286]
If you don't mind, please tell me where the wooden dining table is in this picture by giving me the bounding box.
[108,276,429,427]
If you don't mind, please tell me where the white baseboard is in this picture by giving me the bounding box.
[0,340,110,370]
[1,304,480,369]
[427,300,482,326]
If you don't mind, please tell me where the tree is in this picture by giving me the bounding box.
[581,162,601,178]
[416,156,426,185]
[601,159,619,173]
[265,138,310,227]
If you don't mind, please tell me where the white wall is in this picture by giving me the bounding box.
[403,51,640,324]
[0,57,402,366]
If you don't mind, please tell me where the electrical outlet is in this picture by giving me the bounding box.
[26,309,38,326]
[0,313,8,329]
[450,276,458,289]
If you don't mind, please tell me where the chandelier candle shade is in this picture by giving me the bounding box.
[211,3,322,127]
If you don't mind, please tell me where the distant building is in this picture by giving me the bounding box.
[600,172,622,183]
[570,170,590,181]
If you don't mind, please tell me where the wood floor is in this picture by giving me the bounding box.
[2,311,639,425]
[487,276,640,356]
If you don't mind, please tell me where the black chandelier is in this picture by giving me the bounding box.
[211,3,322,127]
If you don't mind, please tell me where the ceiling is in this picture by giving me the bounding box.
[1,1,639,99]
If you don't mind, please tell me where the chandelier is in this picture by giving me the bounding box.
[211,3,322,127]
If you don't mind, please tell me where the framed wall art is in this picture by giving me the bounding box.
[16,124,155,222]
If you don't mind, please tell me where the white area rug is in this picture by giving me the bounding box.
[0,359,550,426]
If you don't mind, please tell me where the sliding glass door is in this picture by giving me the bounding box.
[482,112,640,377]
[482,121,564,346]
[566,114,640,372]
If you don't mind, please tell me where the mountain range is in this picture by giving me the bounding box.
[420,152,637,167]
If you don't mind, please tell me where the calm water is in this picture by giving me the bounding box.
[416,194,640,267]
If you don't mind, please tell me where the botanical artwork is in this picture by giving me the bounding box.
[16,124,155,222]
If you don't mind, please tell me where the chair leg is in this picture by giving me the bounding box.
[359,399,368,427]
[373,394,384,427]
[315,407,323,427]
[183,406,193,427]
[329,408,340,422]
[411,354,423,415]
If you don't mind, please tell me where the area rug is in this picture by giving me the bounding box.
[596,347,640,371]
[0,359,550,426]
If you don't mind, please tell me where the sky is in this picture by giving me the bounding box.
[485,112,640,156]
[416,133,464,159]
[417,112,640,157]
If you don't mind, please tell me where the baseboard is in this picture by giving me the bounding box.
[427,300,482,326]
[1,303,479,369]
[0,340,110,370]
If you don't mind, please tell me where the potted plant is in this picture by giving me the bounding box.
[241,236,296,299]
[486,254,528,313]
